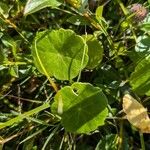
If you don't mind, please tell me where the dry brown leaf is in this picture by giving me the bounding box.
[122,94,150,133]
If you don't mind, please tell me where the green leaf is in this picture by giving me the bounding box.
[32,28,88,80]
[83,35,103,69]
[24,0,62,15]
[130,55,150,95]
[96,5,104,20]
[52,82,108,133]
[95,5,107,26]
[129,35,150,95]
[128,35,150,64]
[140,23,150,32]
[140,13,150,33]
[9,65,18,77]
[0,2,10,18]
[135,35,150,54]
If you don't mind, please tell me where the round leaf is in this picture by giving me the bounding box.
[83,35,103,69]
[52,82,108,133]
[32,28,89,80]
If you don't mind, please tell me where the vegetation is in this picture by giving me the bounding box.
[0,0,150,149]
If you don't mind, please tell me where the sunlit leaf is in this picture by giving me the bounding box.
[96,5,104,20]
[135,35,150,54]
[24,0,62,15]
[32,28,88,80]
[52,82,108,133]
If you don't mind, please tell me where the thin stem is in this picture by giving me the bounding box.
[77,32,87,82]
[107,105,119,133]
[83,12,114,49]
[64,1,114,50]
[42,125,60,150]
[34,40,58,92]
[116,0,128,15]
[139,132,145,150]
[116,0,137,41]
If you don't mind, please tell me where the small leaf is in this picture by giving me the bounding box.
[128,35,150,63]
[9,65,18,77]
[52,82,108,133]
[135,35,150,54]
[96,5,104,20]
[95,5,107,26]
[83,34,103,69]
[0,2,10,18]
[32,28,88,80]
[24,0,62,15]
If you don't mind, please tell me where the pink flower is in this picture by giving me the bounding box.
[130,3,148,22]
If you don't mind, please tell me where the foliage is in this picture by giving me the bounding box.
[0,0,150,149]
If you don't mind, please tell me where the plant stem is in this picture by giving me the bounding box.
[64,1,114,50]
[139,132,145,150]
[116,0,137,41]
[77,33,87,82]
[34,40,58,92]
[116,0,128,15]
[83,12,114,50]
